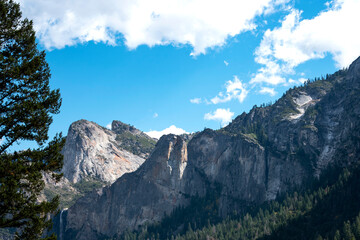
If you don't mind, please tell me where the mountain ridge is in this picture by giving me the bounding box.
[58,56,360,240]
[41,119,157,210]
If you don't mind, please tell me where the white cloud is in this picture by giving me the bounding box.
[298,78,307,84]
[288,79,296,84]
[145,125,188,139]
[17,0,287,55]
[252,0,360,85]
[224,60,229,66]
[211,76,248,104]
[204,108,234,127]
[153,113,159,118]
[106,122,112,129]
[259,87,276,96]
[190,98,202,104]
[288,77,307,85]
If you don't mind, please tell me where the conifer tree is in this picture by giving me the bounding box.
[0,0,65,239]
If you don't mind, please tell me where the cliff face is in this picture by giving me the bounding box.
[65,135,189,240]
[42,120,156,210]
[61,57,360,239]
[62,120,148,184]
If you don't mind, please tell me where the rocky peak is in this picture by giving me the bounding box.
[63,135,189,239]
[110,120,156,158]
[59,56,360,240]
[111,120,142,136]
[111,120,155,141]
[62,119,145,184]
[148,134,186,162]
[348,56,360,77]
[141,134,188,189]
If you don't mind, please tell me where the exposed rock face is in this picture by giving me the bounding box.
[65,135,188,240]
[42,120,155,210]
[62,120,148,183]
[39,172,80,208]
[62,57,360,239]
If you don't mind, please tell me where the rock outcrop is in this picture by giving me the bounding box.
[60,57,360,239]
[64,135,189,239]
[62,120,153,184]
[42,120,156,210]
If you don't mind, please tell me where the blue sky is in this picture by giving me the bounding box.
[13,0,360,142]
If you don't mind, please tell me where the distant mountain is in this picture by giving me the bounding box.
[62,119,154,184]
[42,119,156,209]
[132,161,360,240]
[58,56,360,240]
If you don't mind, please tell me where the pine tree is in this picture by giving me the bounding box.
[0,0,65,239]
[343,221,356,240]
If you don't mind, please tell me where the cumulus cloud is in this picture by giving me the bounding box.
[288,77,307,85]
[106,122,112,130]
[259,87,276,96]
[204,108,234,127]
[252,0,360,85]
[17,0,287,55]
[145,125,188,139]
[153,113,159,118]
[190,98,202,104]
[210,76,248,104]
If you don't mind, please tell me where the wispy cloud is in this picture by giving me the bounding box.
[190,98,202,104]
[210,76,248,104]
[204,108,234,127]
[153,113,159,118]
[224,60,229,66]
[18,0,288,55]
[259,87,276,96]
[145,125,188,139]
[252,0,360,85]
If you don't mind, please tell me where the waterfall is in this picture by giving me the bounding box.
[59,209,63,240]
[59,208,67,240]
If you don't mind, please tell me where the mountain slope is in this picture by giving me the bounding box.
[62,119,154,184]
[59,56,360,240]
[111,120,157,159]
[41,119,156,209]
[134,164,360,240]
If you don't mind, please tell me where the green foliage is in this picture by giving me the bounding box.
[243,133,258,142]
[114,164,360,240]
[115,131,156,157]
[43,177,106,209]
[43,185,78,210]
[0,0,64,238]
[306,79,334,91]
[175,165,360,240]
[220,122,269,147]
[273,92,300,122]
[116,184,223,240]
[73,177,106,194]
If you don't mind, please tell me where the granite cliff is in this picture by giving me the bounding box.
[62,119,153,184]
[42,120,156,208]
[59,57,360,239]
